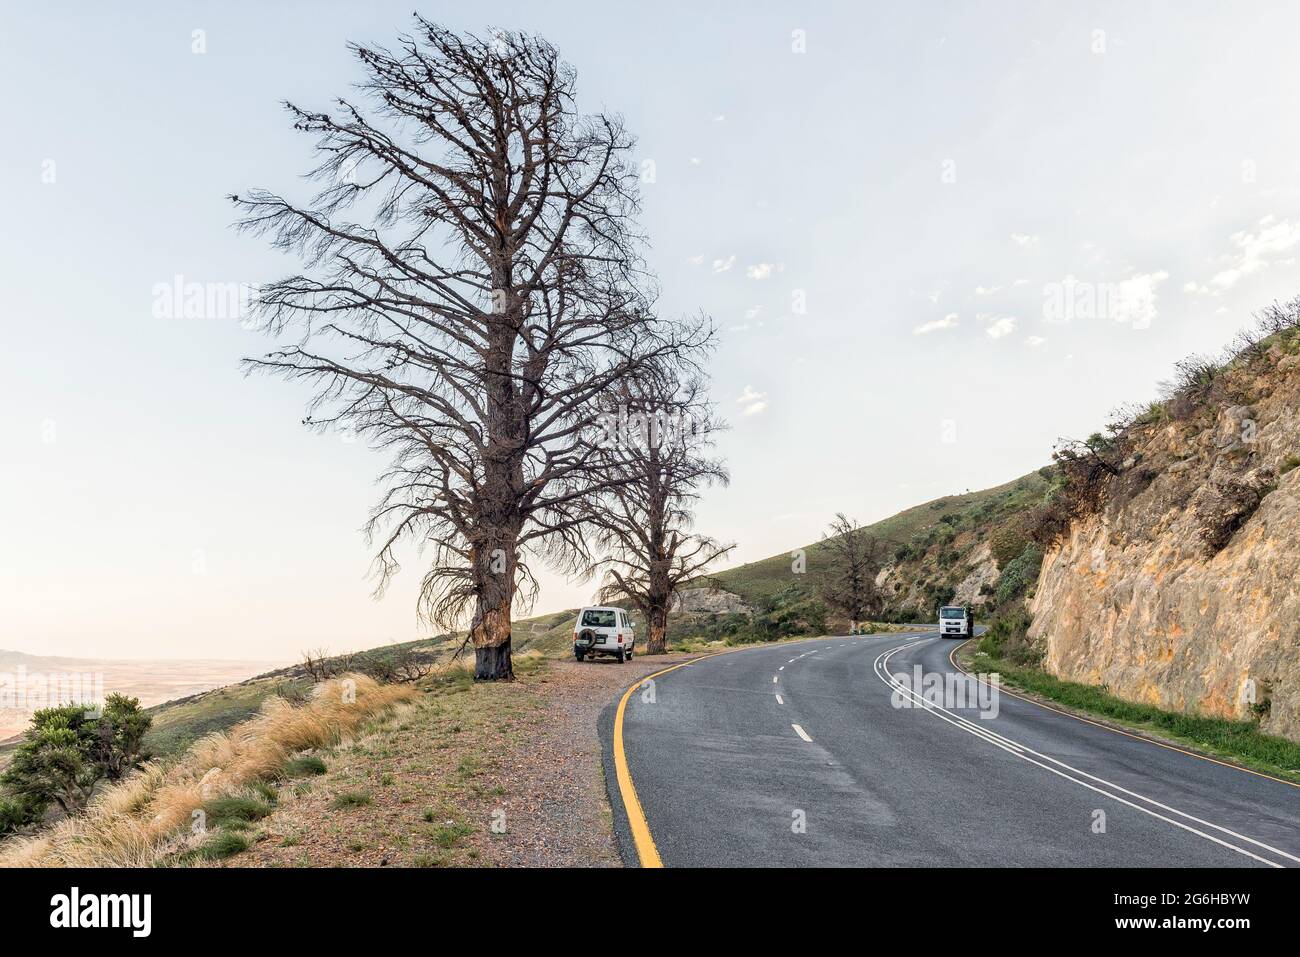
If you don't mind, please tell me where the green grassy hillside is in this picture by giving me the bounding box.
[708,468,1057,620]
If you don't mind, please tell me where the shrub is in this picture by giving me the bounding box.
[94,693,152,781]
[977,607,1042,666]
[994,546,1044,607]
[0,795,42,836]
[355,644,436,684]
[1,694,151,819]
[725,585,828,644]
[990,523,1029,567]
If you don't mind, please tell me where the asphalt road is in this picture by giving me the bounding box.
[601,631,1300,867]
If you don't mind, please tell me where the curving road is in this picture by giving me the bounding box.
[601,631,1300,867]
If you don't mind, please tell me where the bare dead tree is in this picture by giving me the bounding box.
[587,375,733,655]
[232,20,708,679]
[818,513,885,633]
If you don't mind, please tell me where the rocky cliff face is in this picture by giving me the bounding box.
[669,587,752,615]
[1029,349,1300,740]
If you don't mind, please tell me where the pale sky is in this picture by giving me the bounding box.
[4,1,1300,660]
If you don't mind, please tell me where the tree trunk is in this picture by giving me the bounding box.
[471,594,514,680]
[473,304,523,681]
[469,527,518,681]
[646,601,669,655]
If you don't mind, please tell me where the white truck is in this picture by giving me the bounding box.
[938,605,974,638]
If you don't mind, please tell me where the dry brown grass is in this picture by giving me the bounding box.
[0,674,415,867]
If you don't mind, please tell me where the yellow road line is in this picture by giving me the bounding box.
[614,653,724,867]
[948,639,1300,790]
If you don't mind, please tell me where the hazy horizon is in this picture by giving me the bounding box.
[6,1,1300,660]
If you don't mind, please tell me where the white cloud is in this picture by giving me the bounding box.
[1011,233,1040,248]
[914,313,959,335]
[1208,216,1300,291]
[690,157,702,166]
[1112,270,1169,328]
[974,284,1003,296]
[713,114,726,123]
[712,255,735,273]
[746,262,783,280]
[736,385,768,416]
[1024,335,1047,347]
[687,254,705,266]
[745,305,763,320]
[983,315,1017,339]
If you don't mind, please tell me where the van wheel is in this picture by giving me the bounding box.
[574,650,585,662]
[626,647,633,660]
[616,650,625,663]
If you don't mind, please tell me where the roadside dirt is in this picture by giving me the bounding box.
[223,652,698,868]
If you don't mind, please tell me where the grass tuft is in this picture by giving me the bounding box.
[196,831,251,860]
[284,755,328,778]
[330,791,372,810]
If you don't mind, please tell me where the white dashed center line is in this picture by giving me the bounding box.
[775,694,784,705]
[791,724,813,743]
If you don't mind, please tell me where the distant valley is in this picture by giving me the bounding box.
[0,649,283,743]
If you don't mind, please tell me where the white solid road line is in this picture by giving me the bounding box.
[792,724,813,742]
[871,639,1297,869]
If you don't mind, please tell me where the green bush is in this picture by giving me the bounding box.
[994,546,1044,607]
[721,584,828,644]
[0,694,151,820]
[0,794,43,836]
[977,607,1042,666]
[990,524,1029,566]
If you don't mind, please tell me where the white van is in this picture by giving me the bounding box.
[573,606,636,662]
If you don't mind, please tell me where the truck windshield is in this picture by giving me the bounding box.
[939,607,966,619]
[581,610,617,627]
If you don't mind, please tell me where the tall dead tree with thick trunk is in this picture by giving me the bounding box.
[588,376,732,655]
[232,20,705,679]
[819,513,885,633]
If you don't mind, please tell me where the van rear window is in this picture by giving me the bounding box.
[581,610,617,627]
